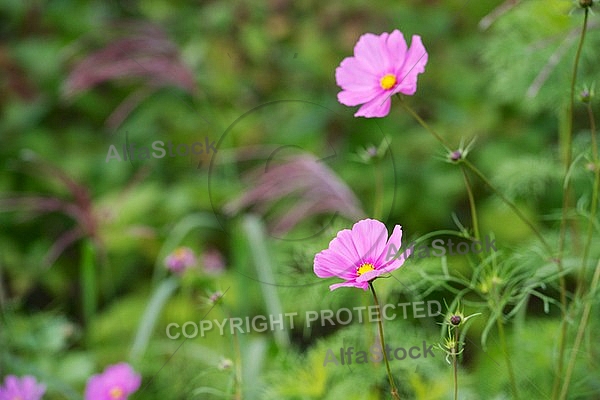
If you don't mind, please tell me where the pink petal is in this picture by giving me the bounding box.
[394,35,428,96]
[356,268,388,282]
[330,281,368,291]
[338,88,380,107]
[353,33,389,74]
[382,30,408,70]
[314,248,357,280]
[381,225,412,271]
[315,224,370,279]
[84,375,103,400]
[106,363,141,393]
[355,91,392,118]
[4,376,19,390]
[349,219,389,263]
[22,376,45,397]
[335,57,378,91]
[336,57,381,106]
[84,363,141,400]
[328,228,362,263]
[381,225,403,263]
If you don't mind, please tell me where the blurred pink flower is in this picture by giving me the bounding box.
[336,30,428,118]
[0,375,46,400]
[202,247,225,275]
[84,363,141,400]
[164,247,197,274]
[314,219,411,291]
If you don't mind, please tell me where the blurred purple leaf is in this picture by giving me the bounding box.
[225,154,365,234]
[63,22,197,129]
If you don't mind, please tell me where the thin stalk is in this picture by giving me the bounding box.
[369,282,401,400]
[460,166,481,247]
[559,258,600,400]
[399,98,551,255]
[453,328,460,400]
[460,159,553,255]
[232,330,243,400]
[589,99,599,164]
[496,317,519,399]
[81,240,97,327]
[398,99,451,150]
[561,59,598,400]
[0,260,5,311]
[576,101,598,293]
[453,353,458,400]
[373,162,384,220]
[220,301,243,400]
[553,8,590,399]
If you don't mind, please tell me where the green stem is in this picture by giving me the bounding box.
[589,100,599,165]
[553,9,589,399]
[0,259,5,311]
[369,282,401,400]
[496,317,518,399]
[460,166,481,247]
[460,159,552,254]
[232,327,243,400]
[220,301,243,400]
[398,99,451,150]
[559,258,600,400]
[453,328,460,400]
[399,97,551,255]
[81,240,97,327]
[453,354,458,400]
[576,101,598,293]
[373,162,384,220]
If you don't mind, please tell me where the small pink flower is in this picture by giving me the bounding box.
[84,363,141,400]
[314,219,411,291]
[336,30,428,118]
[164,247,196,274]
[0,375,46,400]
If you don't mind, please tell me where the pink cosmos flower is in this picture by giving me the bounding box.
[84,363,141,400]
[0,375,46,400]
[335,30,428,118]
[314,219,411,291]
[164,246,197,274]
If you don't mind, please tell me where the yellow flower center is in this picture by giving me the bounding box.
[174,248,187,258]
[357,263,375,276]
[380,74,397,90]
[109,387,124,399]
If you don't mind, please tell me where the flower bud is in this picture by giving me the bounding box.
[580,89,593,103]
[586,162,597,172]
[209,291,223,304]
[218,358,234,371]
[449,150,462,162]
